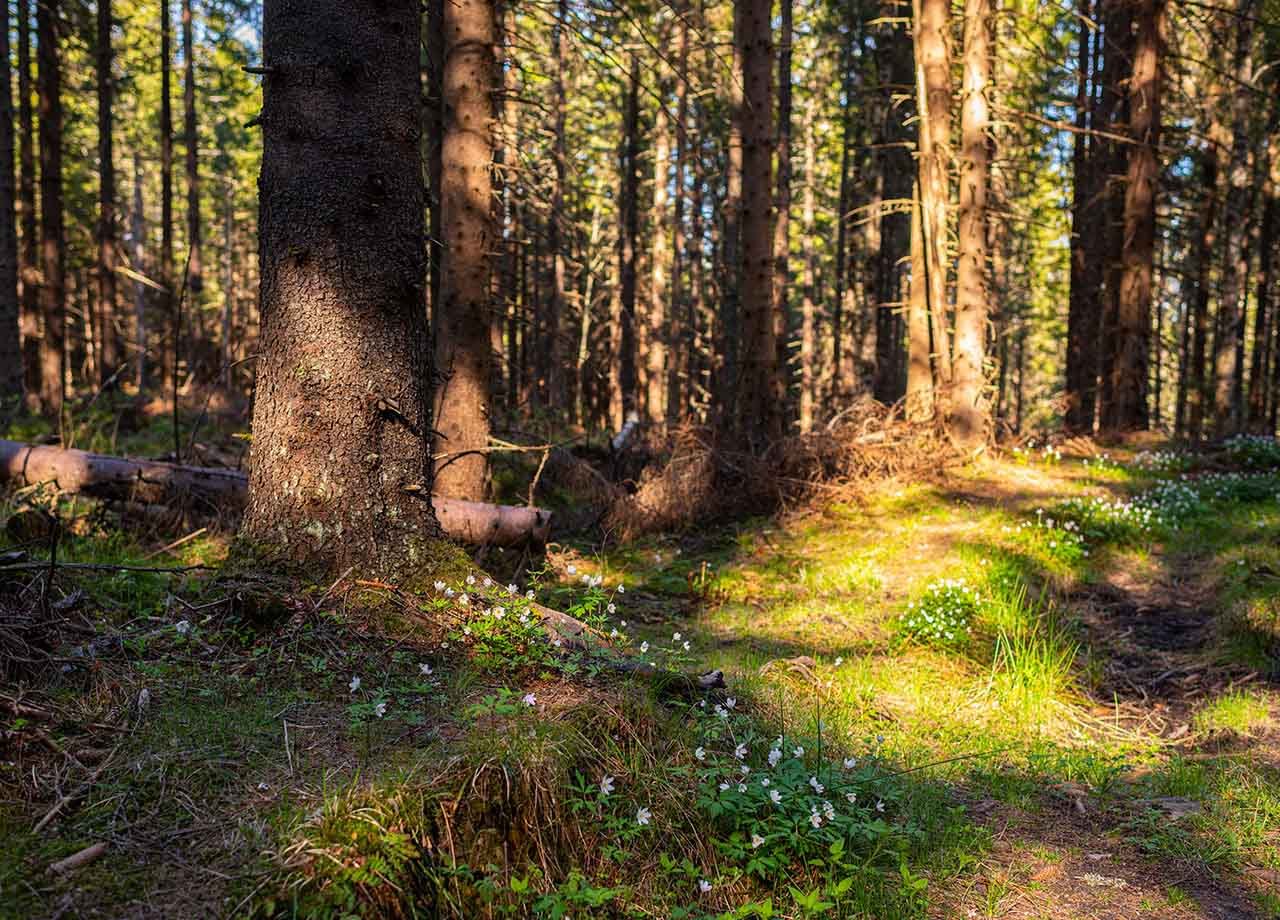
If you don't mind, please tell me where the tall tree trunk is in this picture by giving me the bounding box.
[131,153,147,387]
[544,0,567,409]
[1186,147,1219,442]
[907,182,933,419]
[36,0,64,417]
[1210,0,1256,435]
[831,37,854,402]
[773,0,792,426]
[433,0,495,500]
[647,57,671,426]
[160,0,174,383]
[735,0,780,447]
[914,0,953,407]
[1065,0,1097,432]
[1101,0,1163,431]
[799,96,817,433]
[720,16,743,425]
[668,12,691,424]
[18,0,39,403]
[949,0,991,448]
[220,182,233,384]
[245,0,441,576]
[1246,103,1278,430]
[97,0,119,386]
[181,0,202,348]
[0,0,20,401]
[611,55,641,429]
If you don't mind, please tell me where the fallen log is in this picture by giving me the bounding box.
[0,439,551,548]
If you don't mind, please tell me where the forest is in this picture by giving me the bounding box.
[1,0,1280,916]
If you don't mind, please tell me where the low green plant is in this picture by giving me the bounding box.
[896,578,981,649]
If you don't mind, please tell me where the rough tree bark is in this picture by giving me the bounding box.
[432,0,496,500]
[1246,99,1277,430]
[1186,147,1219,442]
[907,182,932,419]
[799,96,817,433]
[36,0,65,416]
[244,0,443,576]
[18,0,39,403]
[0,0,20,401]
[97,0,119,386]
[913,0,953,411]
[949,0,991,448]
[735,0,781,448]
[1101,0,1163,432]
[544,0,568,409]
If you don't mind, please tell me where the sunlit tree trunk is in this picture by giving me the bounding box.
[647,50,671,426]
[37,0,65,416]
[720,16,743,425]
[668,13,691,424]
[433,0,495,499]
[1065,0,1097,432]
[131,153,148,387]
[913,0,952,410]
[1246,102,1277,430]
[906,183,933,420]
[799,97,817,433]
[244,0,442,575]
[182,0,201,315]
[949,0,991,448]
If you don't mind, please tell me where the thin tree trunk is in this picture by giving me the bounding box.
[160,0,174,385]
[1187,147,1219,442]
[831,38,854,402]
[1210,0,1256,435]
[907,182,933,419]
[735,0,780,448]
[612,55,641,429]
[647,57,671,426]
[433,0,496,500]
[544,0,568,408]
[949,0,991,448]
[914,0,953,405]
[131,153,147,387]
[18,0,39,403]
[799,96,817,433]
[181,0,202,356]
[667,11,691,425]
[1065,0,1097,432]
[97,0,119,386]
[1246,105,1278,430]
[773,0,792,427]
[0,0,20,401]
[719,14,744,426]
[36,0,64,417]
[245,0,442,576]
[220,182,233,385]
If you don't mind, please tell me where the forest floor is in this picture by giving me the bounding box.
[2,415,1279,919]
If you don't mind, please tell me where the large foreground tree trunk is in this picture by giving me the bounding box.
[432,0,495,500]
[245,0,443,576]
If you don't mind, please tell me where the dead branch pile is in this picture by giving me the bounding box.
[602,401,956,540]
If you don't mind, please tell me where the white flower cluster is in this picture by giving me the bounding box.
[898,578,980,647]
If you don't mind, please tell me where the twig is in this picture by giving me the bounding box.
[141,527,208,561]
[33,745,120,834]
[3,560,211,575]
[48,842,108,875]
